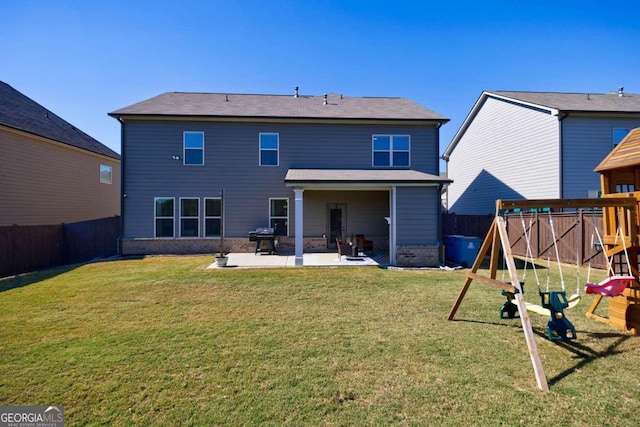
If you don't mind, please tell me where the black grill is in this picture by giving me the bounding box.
[248,228,277,254]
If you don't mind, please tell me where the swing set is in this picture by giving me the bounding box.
[448,197,638,391]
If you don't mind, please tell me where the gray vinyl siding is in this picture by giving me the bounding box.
[395,187,440,244]
[447,97,559,214]
[123,120,438,238]
[562,117,640,199]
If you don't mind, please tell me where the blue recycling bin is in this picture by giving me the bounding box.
[445,235,482,267]
[444,235,462,263]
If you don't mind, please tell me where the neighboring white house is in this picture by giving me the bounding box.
[442,89,640,214]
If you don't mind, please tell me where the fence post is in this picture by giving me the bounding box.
[578,209,584,266]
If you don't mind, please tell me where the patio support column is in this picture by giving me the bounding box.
[390,186,397,265]
[294,188,304,266]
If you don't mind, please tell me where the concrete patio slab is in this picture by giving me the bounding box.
[206,252,388,269]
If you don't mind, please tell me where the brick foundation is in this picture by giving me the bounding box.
[396,245,441,267]
[121,236,331,255]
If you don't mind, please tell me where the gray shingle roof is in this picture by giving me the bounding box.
[285,169,451,184]
[110,92,448,122]
[490,90,640,113]
[0,81,120,160]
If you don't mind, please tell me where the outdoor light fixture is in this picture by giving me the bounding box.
[172,155,181,160]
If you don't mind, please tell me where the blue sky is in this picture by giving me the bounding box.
[2,0,639,165]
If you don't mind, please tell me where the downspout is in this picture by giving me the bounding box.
[117,116,125,255]
[557,112,569,199]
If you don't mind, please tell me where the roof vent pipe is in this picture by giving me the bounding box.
[619,87,624,97]
[294,86,298,98]
[323,94,328,105]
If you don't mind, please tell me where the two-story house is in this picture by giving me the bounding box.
[443,89,640,214]
[109,90,450,266]
[0,81,120,226]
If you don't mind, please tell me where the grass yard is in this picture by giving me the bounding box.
[0,256,638,426]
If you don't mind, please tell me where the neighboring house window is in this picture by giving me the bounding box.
[270,198,288,236]
[205,198,222,237]
[613,128,630,147]
[260,133,279,166]
[100,164,112,184]
[180,198,199,237]
[155,197,174,238]
[184,131,204,165]
[372,135,410,167]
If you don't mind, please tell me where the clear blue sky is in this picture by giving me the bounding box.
[2,0,639,167]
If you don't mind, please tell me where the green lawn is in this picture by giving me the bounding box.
[0,256,637,426]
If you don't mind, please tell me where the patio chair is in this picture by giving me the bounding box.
[336,238,356,257]
[355,234,373,252]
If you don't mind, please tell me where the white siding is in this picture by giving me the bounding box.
[447,97,560,214]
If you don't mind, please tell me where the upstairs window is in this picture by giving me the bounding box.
[372,135,410,167]
[155,197,174,237]
[180,198,199,237]
[184,131,204,165]
[270,198,288,236]
[613,128,630,147]
[205,198,222,237]
[100,164,112,184]
[260,133,279,166]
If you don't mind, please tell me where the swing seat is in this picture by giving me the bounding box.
[585,275,635,297]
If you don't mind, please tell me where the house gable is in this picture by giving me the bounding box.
[445,90,640,214]
[0,81,120,160]
[0,81,120,225]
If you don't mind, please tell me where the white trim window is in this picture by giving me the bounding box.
[204,198,222,237]
[613,128,630,147]
[260,133,279,166]
[183,131,205,165]
[100,164,112,184]
[269,198,288,236]
[180,198,199,237]
[372,135,410,167]
[155,197,174,238]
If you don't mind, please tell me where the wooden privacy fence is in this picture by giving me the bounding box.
[504,210,606,269]
[441,213,495,238]
[0,216,120,278]
[443,211,607,269]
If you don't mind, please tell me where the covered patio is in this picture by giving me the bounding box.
[285,168,450,267]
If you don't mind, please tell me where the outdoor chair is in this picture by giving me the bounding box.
[355,234,373,252]
[336,238,356,257]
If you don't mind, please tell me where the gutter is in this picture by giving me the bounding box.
[116,116,125,255]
